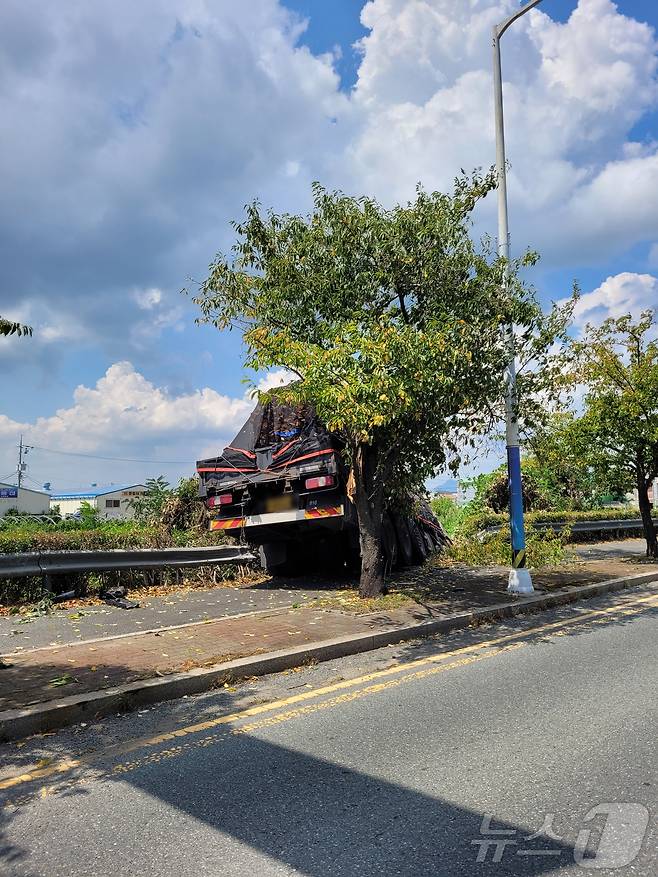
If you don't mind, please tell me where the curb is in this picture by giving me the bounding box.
[1,569,656,743]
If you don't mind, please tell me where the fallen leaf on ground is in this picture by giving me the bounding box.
[49,673,78,687]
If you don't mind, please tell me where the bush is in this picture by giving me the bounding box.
[447,525,569,567]
[430,496,467,537]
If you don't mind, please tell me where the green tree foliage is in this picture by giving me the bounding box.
[130,476,205,530]
[429,496,467,538]
[195,175,570,596]
[481,465,549,513]
[571,311,658,557]
[0,317,32,337]
[526,412,631,510]
[129,476,173,524]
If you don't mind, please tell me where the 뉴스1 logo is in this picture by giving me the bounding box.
[471,803,650,868]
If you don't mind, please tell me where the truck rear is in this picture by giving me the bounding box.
[197,398,447,575]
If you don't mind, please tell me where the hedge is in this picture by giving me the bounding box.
[0,523,238,606]
[464,507,645,532]
[0,523,230,554]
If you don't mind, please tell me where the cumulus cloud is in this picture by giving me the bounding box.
[570,272,658,327]
[0,0,347,368]
[348,0,658,263]
[0,362,254,488]
[253,369,297,396]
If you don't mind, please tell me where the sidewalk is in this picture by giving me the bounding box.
[2,549,656,723]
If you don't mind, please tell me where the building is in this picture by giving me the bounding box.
[50,484,148,520]
[0,482,51,517]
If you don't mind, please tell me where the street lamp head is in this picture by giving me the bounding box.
[496,0,544,40]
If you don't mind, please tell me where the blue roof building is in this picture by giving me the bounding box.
[50,484,147,520]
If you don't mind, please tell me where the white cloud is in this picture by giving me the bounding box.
[133,287,163,310]
[253,369,297,395]
[570,272,658,326]
[0,0,347,364]
[347,0,658,262]
[0,362,254,488]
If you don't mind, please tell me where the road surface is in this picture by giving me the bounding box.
[1,585,656,876]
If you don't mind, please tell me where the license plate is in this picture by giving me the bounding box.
[266,494,295,513]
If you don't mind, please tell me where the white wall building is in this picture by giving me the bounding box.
[50,484,148,520]
[0,482,51,516]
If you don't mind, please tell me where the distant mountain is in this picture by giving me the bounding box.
[429,477,459,494]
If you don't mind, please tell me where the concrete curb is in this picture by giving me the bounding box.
[1,569,656,743]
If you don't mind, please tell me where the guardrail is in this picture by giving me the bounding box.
[484,518,649,536]
[0,514,60,528]
[0,545,256,588]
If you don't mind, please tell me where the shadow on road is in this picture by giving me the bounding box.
[117,733,579,876]
[2,592,657,874]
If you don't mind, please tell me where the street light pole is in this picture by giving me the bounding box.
[493,0,543,594]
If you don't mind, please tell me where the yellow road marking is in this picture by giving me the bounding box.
[1,589,656,796]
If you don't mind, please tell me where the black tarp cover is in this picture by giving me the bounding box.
[197,399,340,484]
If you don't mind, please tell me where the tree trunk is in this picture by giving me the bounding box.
[353,444,386,597]
[636,470,658,558]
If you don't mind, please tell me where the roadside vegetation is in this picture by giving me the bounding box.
[431,433,652,568]
[0,477,240,608]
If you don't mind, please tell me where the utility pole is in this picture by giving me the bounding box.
[17,434,30,488]
[493,0,544,595]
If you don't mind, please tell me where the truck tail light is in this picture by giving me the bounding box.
[305,475,335,490]
[208,493,233,507]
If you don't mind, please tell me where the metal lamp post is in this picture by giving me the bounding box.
[493,0,544,594]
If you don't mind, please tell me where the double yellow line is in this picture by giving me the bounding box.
[2,589,657,797]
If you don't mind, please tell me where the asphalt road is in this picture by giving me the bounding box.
[1,585,656,876]
[575,538,647,562]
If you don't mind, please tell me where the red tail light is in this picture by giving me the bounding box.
[208,493,233,507]
[305,475,335,490]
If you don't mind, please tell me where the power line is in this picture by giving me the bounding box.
[29,445,193,466]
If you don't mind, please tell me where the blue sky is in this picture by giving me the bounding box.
[1,0,658,490]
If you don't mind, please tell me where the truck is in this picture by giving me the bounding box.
[196,398,447,576]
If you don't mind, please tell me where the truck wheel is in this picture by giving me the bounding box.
[408,519,429,563]
[392,515,414,566]
[259,543,302,577]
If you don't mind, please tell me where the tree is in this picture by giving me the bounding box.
[573,311,658,557]
[0,317,32,338]
[525,412,631,510]
[481,464,549,513]
[129,476,172,524]
[194,175,569,596]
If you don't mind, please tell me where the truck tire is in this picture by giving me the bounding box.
[408,519,429,563]
[259,542,302,577]
[391,515,413,566]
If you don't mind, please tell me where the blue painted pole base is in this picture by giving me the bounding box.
[506,444,533,594]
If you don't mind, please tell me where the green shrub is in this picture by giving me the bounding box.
[430,496,467,537]
[447,525,569,567]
